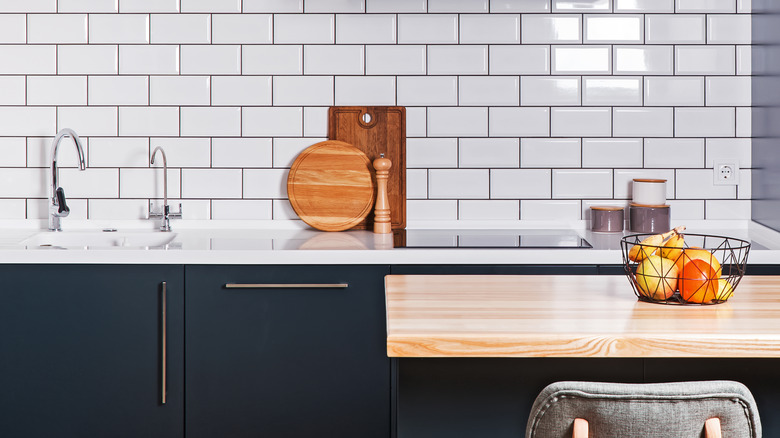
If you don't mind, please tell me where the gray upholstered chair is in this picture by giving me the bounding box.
[526,380,761,438]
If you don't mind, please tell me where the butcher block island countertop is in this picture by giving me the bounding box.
[385,275,780,358]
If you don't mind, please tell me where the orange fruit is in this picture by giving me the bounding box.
[673,248,721,288]
[679,259,718,303]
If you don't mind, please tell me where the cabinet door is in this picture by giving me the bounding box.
[185,265,390,438]
[0,264,184,438]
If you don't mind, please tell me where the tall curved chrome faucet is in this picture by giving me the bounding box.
[149,146,182,231]
[49,128,86,231]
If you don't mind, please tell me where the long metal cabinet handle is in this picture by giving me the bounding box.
[224,283,349,289]
[160,281,167,405]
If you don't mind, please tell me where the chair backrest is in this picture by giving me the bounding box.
[526,380,761,438]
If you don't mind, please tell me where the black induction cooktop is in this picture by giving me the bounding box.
[402,230,592,249]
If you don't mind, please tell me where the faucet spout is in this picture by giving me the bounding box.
[49,128,86,231]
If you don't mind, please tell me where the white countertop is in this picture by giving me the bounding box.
[0,219,777,265]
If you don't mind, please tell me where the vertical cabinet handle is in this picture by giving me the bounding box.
[160,281,167,405]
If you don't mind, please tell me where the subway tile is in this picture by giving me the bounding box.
[336,14,396,44]
[151,137,211,167]
[272,199,299,220]
[583,138,644,168]
[305,0,364,12]
[551,108,611,137]
[489,107,550,137]
[212,200,272,220]
[676,169,735,199]
[553,0,610,11]
[89,199,150,220]
[429,169,490,199]
[273,76,334,106]
[707,14,750,44]
[212,14,272,44]
[243,169,288,198]
[489,45,550,74]
[366,0,425,12]
[119,107,179,136]
[58,107,117,137]
[406,169,427,199]
[304,45,364,75]
[151,14,210,44]
[150,76,211,106]
[491,0,551,12]
[242,107,302,137]
[181,45,240,75]
[522,138,581,168]
[643,76,704,106]
[0,46,56,74]
[119,168,180,199]
[407,138,458,168]
[583,77,641,106]
[460,14,520,43]
[737,0,751,12]
[0,199,25,219]
[272,138,321,168]
[182,0,241,12]
[28,199,87,220]
[460,76,519,106]
[243,0,302,12]
[303,107,328,137]
[397,76,457,106]
[553,169,613,199]
[89,14,149,43]
[584,15,643,43]
[366,46,426,75]
[0,108,54,136]
[675,108,735,137]
[406,107,427,137]
[429,0,488,12]
[645,15,705,44]
[0,15,25,43]
[0,0,55,12]
[427,107,488,137]
[521,76,580,106]
[552,46,610,74]
[88,76,148,106]
[428,45,488,75]
[398,14,458,44]
[675,46,735,75]
[27,76,87,105]
[27,136,85,167]
[243,45,303,75]
[667,200,704,221]
[676,0,735,12]
[274,14,334,44]
[613,169,674,199]
[459,138,519,168]
[460,200,519,221]
[88,137,149,167]
[59,0,118,12]
[0,138,26,167]
[0,77,24,105]
[28,14,87,44]
[522,15,581,43]
[334,76,395,105]
[58,168,118,198]
[613,108,673,137]
[644,138,704,168]
[119,0,179,12]
[211,76,271,106]
[182,169,242,199]
[705,200,750,220]
[613,45,673,75]
[58,45,117,75]
[705,77,751,106]
[212,138,272,168]
[614,0,673,12]
[181,107,241,137]
[0,168,47,198]
[119,45,178,74]
[491,169,551,199]
[738,169,751,199]
[521,200,581,221]
[407,200,458,221]
[737,45,751,75]
[736,107,751,138]
[705,138,751,168]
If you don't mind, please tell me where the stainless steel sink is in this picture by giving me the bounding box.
[21,231,178,249]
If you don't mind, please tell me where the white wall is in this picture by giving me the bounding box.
[0,0,752,222]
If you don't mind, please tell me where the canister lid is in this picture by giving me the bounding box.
[632,178,667,183]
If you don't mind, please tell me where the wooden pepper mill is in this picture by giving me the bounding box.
[372,153,392,234]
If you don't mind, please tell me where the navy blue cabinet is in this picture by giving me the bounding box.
[0,264,184,438]
[185,265,391,438]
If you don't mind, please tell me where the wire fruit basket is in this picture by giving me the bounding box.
[620,233,750,305]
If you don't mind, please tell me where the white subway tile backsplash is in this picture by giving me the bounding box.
[398,76,457,106]
[303,107,328,137]
[428,45,488,75]
[151,14,210,44]
[738,169,751,199]
[182,169,242,198]
[522,15,581,43]
[667,200,704,221]
[244,0,302,12]
[429,0,488,12]
[152,137,211,169]
[336,14,396,44]
[461,200,519,221]
[643,76,704,106]
[407,200,458,221]
[582,138,643,168]
[119,45,178,75]
[676,169,735,199]
[407,138,458,168]
[211,76,271,106]
[521,200,581,220]
[490,45,550,74]
[551,108,611,137]
[491,169,551,198]
[242,107,303,137]
[304,45,364,75]
[0,0,53,12]
[614,0,673,12]
[0,169,47,198]
[645,15,705,44]
[181,45,240,75]
[120,168,180,199]
[120,0,179,12]
[59,168,119,198]
[675,108,735,137]
[58,0,118,12]
[406,169,428,199]
[89,137,149,168]
[27,136,84,167]
[459,138,520,168]
[305,0,364,12]
[522,138,581,168]
[89,76,148,106]
[0,138,26,167]
[427,107,488,137]
[675,46,735,75]
[460,76,519,106]
[181,107,241,137]
[737,45,751,75]
[119,107,179,136]
[273,137,323,168]
[707,15,751,44]
[212,14,271,44]
[212,200,272,220]
[613,169,674,199]
[27,76,86,106]
[58,107,117,137]
[212,138,272,168]
[366,46,426,75]
[28,199,87,220]
[676,0,735,12]
[584,15,643,43]
[89,14,149,44]
[736,107,751,138]
[460,14,520,43]
[705,77,751,106]
[705,138,751,168]
[552,46,611,74]
[243,45,303,75]
[613,45,673,75]
[489,107,550,137]
[737,0,751,13]
[491,0,551,12]
[553,0,610,11]
[334,76,396,105]
[613,108,673,137]
[0,200,25,219]
[0,15,25,43]
[274,76,334,106]
[151,76,211,106]
[367,0,425,12]
[521,76,580,106]
[0,46,56,74]
[583,77,642,106]
[398,14,458,44]
[28,14,87,44]
[705,200,750,220]
[406,107,427,137]
[182,0,241,12]
[0,77,25,105]
[243,169,289,198]
[429,169,490,199]
[274,14,334,44]
[89,199,149,220]
[553,169,612,199]
[644,138,704,168]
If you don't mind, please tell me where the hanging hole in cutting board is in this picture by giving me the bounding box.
[358,111,378,128]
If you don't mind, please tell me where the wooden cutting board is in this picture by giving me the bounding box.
[328,106,406,230]
[287,140,376,232]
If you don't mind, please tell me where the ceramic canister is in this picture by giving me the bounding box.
[590,206,624,232]
[632,179,667,206]
[629,203,670,233]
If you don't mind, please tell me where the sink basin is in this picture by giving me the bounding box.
[21,231,178,249]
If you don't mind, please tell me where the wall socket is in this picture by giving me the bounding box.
[714,162,739,185]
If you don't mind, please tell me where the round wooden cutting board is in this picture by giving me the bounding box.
[287,140,376,232]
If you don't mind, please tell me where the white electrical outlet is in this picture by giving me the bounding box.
[714,162,739,185]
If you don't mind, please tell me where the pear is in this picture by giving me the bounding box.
[628,225,686,262]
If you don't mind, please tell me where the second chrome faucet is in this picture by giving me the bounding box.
[149,146,182,232]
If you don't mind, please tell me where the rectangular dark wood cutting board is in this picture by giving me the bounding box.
[328,106,406,231]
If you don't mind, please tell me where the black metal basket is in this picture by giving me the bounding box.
[620,233,750,305]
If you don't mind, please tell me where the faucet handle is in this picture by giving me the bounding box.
[55,187,70,215]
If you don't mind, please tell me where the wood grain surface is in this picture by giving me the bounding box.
[287,140,375,232]
[385,275,780,358]
[328,106,406,230]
